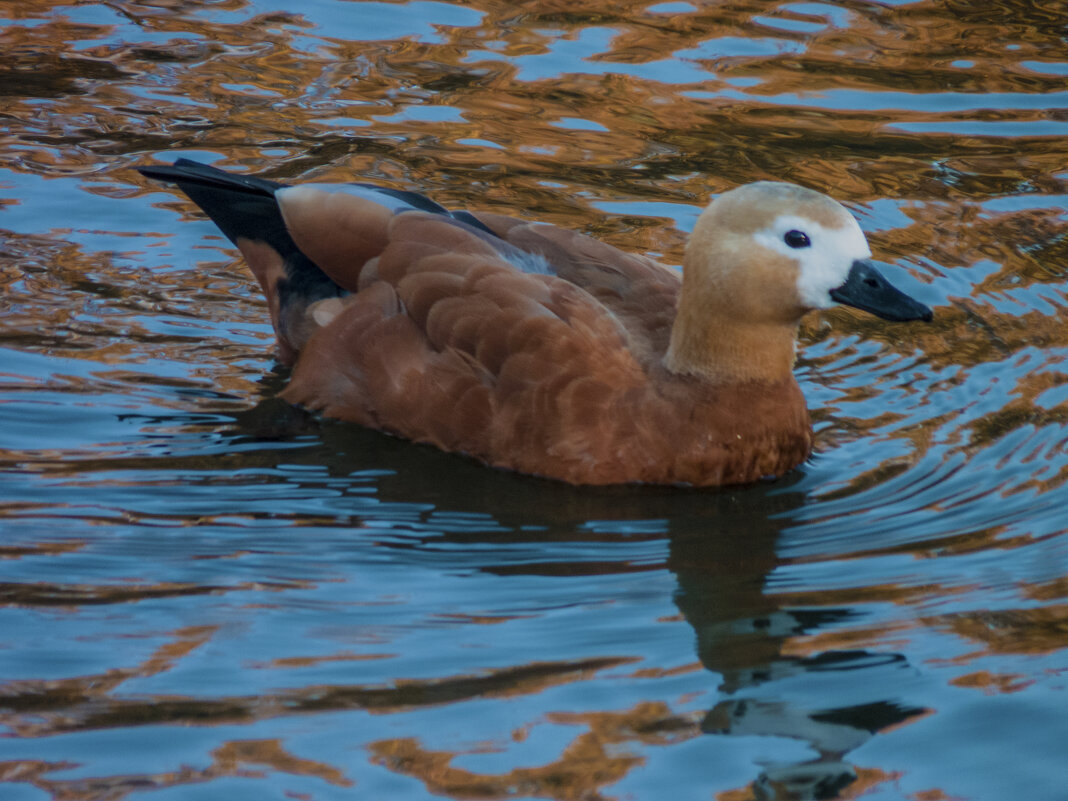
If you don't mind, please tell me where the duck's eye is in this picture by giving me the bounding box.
[784,230,811,249]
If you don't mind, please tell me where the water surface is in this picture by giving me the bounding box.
[1,1,1067,799]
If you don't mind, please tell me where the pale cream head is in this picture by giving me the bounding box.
[689,181,871,313]
[665,181,873,381]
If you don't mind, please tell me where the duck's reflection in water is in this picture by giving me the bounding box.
[341,428,932,800]
[236,411,935,799]
[670,491,927,800]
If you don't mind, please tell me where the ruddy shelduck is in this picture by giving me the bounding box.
[139,159,932,486]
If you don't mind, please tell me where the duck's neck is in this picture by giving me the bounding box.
[664,295,800,384]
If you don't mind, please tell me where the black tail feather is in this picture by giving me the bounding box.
[138,159,296,256]
[139,158,346,317]
[138,158,286,196]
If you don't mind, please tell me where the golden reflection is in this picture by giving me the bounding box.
[369,702,693,800]
[950,670,1033,694]
[0,737,354,799]
[212,739,354,787]
[906,789,964,801]
[0,539,85,559]
[930,604,1068,657]
[1026,575,1068,602]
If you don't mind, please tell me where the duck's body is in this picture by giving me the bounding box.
[139,159,930,486]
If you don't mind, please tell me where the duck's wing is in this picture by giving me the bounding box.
[473,212,681,361]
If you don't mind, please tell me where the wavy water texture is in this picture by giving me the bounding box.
[0,1,1066,800]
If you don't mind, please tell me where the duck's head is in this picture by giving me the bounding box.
[667,181,932,381]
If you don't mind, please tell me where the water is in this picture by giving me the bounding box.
[1,1,1066,799]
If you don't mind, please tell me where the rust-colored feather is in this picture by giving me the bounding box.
[474,214,683,362]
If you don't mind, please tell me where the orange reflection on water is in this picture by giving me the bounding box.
[950,670,1034,695]
[0,737,354,799]
[370,701,696,801]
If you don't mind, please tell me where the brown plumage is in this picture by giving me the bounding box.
[138,160,932,486]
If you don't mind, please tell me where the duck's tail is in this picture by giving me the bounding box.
[138,159,347,363]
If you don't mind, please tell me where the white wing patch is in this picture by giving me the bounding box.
[754,213,871,309]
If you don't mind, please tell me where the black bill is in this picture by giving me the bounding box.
[830,259,933,322]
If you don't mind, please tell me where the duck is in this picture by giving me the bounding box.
[138,158,932,486]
